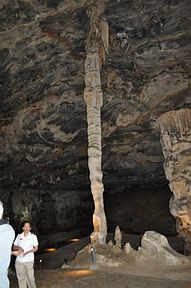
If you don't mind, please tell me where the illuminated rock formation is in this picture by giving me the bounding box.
[84,0,109,244]
[158,108,191,254]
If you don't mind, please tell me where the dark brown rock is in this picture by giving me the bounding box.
[0,0,190,238]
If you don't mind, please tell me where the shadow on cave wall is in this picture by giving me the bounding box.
[104,185,176,236]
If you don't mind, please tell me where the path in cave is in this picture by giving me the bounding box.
[9,268,191,288]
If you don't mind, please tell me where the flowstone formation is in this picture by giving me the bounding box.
[158,108,191,254]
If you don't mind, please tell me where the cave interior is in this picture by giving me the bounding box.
[0,0,191,253]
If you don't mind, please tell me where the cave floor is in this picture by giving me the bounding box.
[9,268,191,288]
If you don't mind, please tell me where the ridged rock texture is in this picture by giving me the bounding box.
[84,0,108,244]
[158,109,191,254]
[0,0,191,238]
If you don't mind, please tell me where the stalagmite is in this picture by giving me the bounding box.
[114,226,122,248]
[84,0,108,244]
[157,108,191,254]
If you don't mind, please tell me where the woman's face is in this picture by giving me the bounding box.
[23,222,31,233]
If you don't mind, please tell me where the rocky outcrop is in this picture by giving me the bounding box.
[158,109,191,253]
[134,231,189,265]
[69,230,191,270]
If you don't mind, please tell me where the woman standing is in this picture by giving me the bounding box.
[13,221,38,288]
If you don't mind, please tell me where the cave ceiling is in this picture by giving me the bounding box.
[0,0,191,232]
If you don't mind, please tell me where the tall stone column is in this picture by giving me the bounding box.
[157,108,191,254]
[84,0,108,245]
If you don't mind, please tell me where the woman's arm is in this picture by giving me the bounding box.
[12,250,22,256]
[22,245,38,257]
[13,245,24,252]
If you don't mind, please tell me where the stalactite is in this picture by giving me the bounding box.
[158,108,191,135]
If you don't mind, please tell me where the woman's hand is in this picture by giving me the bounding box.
[12,250,22,256]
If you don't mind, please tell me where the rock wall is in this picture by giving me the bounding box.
[0,0,190,235]
[158,108,191,253]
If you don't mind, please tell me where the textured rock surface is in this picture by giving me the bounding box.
[68,231,191,271]
[84,0,108,244]
[135,231,191,265]
[0,0,190,235]
[158,108,191,253]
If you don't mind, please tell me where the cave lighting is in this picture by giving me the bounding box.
[67,238,80,242]
[64,269,95,277]
[44,248,57,252]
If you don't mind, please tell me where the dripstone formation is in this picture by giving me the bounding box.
[158,109,191,254]
[0,0,190,248]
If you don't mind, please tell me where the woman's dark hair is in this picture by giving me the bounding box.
[22,220,32,228]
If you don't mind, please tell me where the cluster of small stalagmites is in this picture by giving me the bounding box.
[106,226,133,257]
[90,226,124,262]
[104,228,191,266]
[70,228,191,269]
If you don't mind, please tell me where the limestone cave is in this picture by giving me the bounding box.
[0,0,191,286]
